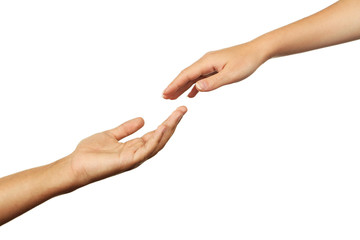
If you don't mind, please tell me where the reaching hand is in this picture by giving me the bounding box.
[163,41,270,100]
[70,106,187,186]
[0,106,187,225]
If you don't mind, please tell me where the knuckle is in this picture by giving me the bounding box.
[180,68,193,80]
[179,68,190,79]
[203,51,215,58]
[180,67,189,75]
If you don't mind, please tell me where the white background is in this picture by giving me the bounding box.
[0,0,359,239]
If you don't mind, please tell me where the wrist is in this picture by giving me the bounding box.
[48,156,80,195]
[250,31,280,61]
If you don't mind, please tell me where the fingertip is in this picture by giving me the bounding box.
[162,92,176,100]
[162,91,169,99]
[110,117,145,140]
[176,106,188,114]
[187,93,195,98]
[121,117,144,128]
[175,106,187,124]
[187,86,199,98]
[135,117,145,126]
[162,85,176,99]
[127,117,144,131]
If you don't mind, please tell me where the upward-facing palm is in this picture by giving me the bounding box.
[70,106,187,186]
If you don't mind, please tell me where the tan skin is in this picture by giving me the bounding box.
[0,106,187,225]
[2,0,360,227]
[163,0,360,99]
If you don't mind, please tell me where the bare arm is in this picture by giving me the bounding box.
[0,158,75,225]
[0,106,187,225]
[163,0,360,99]
[263,0,360,58]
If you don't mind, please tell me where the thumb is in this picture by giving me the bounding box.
[195,71,230,92]
[107,117,145,141]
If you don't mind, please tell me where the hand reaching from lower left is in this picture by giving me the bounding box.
[0,106,187,225]
[69,106,187,187]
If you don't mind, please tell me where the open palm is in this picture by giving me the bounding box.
[70,106,187,186]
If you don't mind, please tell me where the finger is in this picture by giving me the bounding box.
[142,106,187,142]
[153,106,187,152]
[141,130,155,142]
[163,59,216,100]
[131,106,187,162]
[195,70,230,92]
[125,138,145,148]
[141,106,187,141]
[161,106,187,127]
[167,71,218,100]
[185,72,216,98]
[133,125,166,162]
[187,85,199,98]
[128,106,187,146]
[170,79,197,99]
[107,117,145,141]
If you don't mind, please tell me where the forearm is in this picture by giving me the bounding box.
[0,157,76,225]
[254,0,360,60]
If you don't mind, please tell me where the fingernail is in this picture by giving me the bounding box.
[196,81,207,91]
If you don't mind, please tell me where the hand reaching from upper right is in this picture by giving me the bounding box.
[163,0,360,100]
[163,41,270,99]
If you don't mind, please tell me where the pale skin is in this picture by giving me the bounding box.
[163,0,360,99]
[0,106,187,226]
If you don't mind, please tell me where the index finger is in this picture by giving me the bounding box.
[163,58,216,100]
[152,106,187,154]
[133,106,188,162]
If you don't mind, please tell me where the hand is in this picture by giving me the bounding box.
[162,41,270,99]
[0,106,187,225]
[69,106,187,186]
